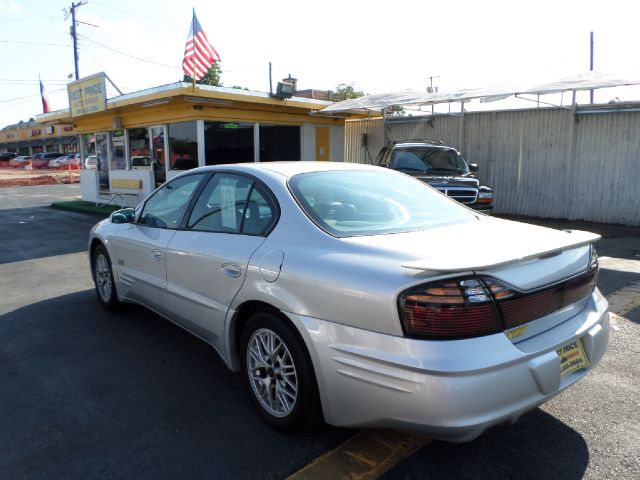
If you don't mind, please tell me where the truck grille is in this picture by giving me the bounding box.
[437,187,478,204]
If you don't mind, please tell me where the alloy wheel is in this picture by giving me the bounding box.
[246,328,298,418]
[95,253,113,303]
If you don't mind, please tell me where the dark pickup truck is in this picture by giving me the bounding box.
[376,140,493,211]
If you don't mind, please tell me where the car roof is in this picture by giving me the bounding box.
[187,161,382,179]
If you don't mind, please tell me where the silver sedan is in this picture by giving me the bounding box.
[89,162,609,441]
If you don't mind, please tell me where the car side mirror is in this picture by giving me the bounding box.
[111,208,135,224]
[469,163,479,172]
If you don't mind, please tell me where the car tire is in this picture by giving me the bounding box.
[240,311,322,431]
[92,244,122,311]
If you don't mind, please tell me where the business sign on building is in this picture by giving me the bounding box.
[67,73,107,116]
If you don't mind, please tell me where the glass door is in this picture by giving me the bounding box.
[150,126,166,187]
[95,132,110,195]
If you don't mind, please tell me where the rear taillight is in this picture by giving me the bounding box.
[399,249,598,340]
[486,268,597,329]
[398,278,502,339]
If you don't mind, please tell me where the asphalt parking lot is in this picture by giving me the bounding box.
[1,184,639,479]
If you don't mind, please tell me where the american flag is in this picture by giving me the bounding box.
[182,10,220,80]
[39,76,50,113]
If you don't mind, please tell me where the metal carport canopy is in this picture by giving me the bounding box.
[318,71,640,115]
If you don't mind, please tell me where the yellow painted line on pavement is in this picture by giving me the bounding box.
[287,429,430,480]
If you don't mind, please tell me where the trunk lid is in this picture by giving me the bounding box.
[342,216,598,291]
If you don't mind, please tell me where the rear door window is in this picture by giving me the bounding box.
[187,173,277,236]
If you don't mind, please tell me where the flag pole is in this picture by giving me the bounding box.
[192,8,196,92]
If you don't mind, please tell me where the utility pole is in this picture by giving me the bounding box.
[66,2,86,81]
[590,31,594,104]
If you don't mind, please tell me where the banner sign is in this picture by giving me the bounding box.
[67,73,107,116]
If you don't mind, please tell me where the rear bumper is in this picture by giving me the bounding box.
[469,202,494,211]
[286,289,609,442]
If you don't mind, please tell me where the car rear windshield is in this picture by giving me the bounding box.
[288,170,477,237]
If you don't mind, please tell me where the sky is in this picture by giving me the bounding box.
[2,0,640,127]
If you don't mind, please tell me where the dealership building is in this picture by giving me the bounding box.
[36,75,358,205]
[0,120,77,156]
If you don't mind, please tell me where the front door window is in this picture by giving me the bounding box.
[138,173,206,229]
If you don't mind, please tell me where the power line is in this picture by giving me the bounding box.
[0,89,67,104]
[78,45,140,93]
[88,0,177,28]
[0,81,70,86]
[0,16,65,22]
[0,78,70,82]
[77,33,181,71]
[78,43,107,73]
[0,39,71,47]
[224,65,264,73]
[0,93,40,103]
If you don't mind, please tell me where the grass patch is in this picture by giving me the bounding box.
[51,200,123,217]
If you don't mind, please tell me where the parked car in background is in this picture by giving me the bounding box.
[31,152,65,168]
[85,155,98,169]
[9,155,31,168]
[377,140,494,211]
[48,154,80,168]
[0,152,17,161]
[31,153,47,169]
[67,153,81,167]
[48,155,69,168]
[89,162,608,441]
[131,156,152,169]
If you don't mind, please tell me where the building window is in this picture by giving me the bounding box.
[111,130,126,170]
[168,121,198,171]
[259,125,300,162]
[204,121,254,165]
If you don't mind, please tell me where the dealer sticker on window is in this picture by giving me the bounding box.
[556,339,590,378]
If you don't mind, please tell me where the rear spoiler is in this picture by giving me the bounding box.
[401,230,600,273]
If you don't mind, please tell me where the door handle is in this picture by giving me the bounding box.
[221,263,241,278]
[151,249,162,261]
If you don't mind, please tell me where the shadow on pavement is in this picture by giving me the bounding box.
[0,290,352,479]
[0,206,101,265]
[383,408,589,480]
[597,268,640,296]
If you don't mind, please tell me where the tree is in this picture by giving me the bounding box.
[183,62,222,86]
[329,83,365,102]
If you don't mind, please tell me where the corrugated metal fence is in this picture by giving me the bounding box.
[345,109,640,226]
